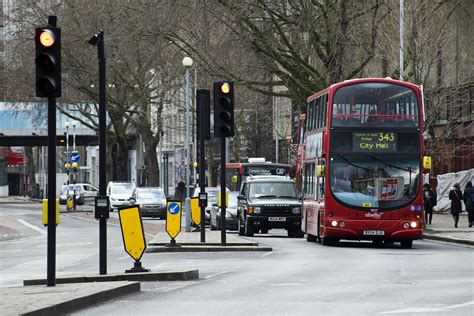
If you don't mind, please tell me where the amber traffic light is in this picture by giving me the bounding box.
[35,27,61,98]
[213,81,234,137]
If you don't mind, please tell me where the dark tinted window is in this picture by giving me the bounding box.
[332,83,419,127]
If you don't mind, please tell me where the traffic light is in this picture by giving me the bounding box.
[35,27,61,98]
[213,81,234,137]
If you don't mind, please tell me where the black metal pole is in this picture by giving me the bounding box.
[197,91,209,243]
[98,31,107,275]
[220,136,226,245]
[47,97,56,286]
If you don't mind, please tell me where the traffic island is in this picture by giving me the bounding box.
[147,231,272,252]
[146,245,273,253]
[23,269,199,286]
[1,281,140,316]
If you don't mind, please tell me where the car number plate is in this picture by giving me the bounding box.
[363,230,385,236]
[268,217,286,222]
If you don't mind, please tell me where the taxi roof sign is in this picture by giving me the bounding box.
[118,205,146,261]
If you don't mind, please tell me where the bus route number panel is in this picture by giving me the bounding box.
[353,132,397,152]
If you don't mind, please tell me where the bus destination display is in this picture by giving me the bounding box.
[353,132,397,152]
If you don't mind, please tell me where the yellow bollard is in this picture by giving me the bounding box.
[42,199,59,226]
[190,197,201,225]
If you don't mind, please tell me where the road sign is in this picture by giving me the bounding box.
[66,194,74,210]
[166,201,182,239]
[70,151,80,163]
[190,197,200,225]
[118,206,146,261]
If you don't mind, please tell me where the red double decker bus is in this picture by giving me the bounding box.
[296,78,431,248]
[223,158,291,191]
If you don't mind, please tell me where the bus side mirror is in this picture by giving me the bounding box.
[232,175,238,184]
[423,156,432,170]
[316,165,325,177]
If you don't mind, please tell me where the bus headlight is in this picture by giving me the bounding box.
[339,221,346,228]
[410,221,418,229]
[292,207,301,214]
[331,220,338,227]
[403,222,410,229]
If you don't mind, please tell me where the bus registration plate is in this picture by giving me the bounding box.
[268,217,286,222]
[363,230,385,236]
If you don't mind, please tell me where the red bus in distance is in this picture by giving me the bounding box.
[296,78,431,248]
[223,158,292,192]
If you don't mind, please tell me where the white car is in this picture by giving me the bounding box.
[59,183,98,205]
[106,181,135,211]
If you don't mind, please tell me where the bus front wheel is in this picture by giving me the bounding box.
[400,240,413,249]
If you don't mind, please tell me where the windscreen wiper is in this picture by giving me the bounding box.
[256,195,277,199]
[278,195,297,199]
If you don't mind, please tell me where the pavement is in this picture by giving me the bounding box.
[423,212,474,246]
[1,196,472,315]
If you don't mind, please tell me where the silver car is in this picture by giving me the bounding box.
[130,187,167,218]
[210,191,239,231]
[192,187,230,224]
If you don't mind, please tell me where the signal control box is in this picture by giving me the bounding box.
[95,195,110,219]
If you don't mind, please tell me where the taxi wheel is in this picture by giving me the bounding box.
[216,217,221,231]
[244,220,254,237]
[238,218,245,236]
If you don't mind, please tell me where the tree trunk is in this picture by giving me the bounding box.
[144,142,159,187]
[24,146,38,198]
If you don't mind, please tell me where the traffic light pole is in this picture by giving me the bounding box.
[47,97,56,286]
[220,135,226,245]
[197,90,210,243]
[98,32,107,275]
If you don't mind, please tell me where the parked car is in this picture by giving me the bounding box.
[129,187,167,218]
[106,181,135,211]
[192,187,230,224]
[210,191,239,231]
[237,175,303,237]
[59,183,98,205]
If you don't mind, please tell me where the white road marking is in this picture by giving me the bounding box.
[269,283,304,286]
[118,255,130,260]
[17,219,46,234]
[203,271,229,279]
[381,300,474,314]
[260,251,273,258]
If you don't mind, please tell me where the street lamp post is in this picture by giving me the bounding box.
[182,57,193,232]
[65,121,71,210]
[72,120,77,210]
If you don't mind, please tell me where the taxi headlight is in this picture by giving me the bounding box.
[292,207,301,214]
[254,207,261,214]
[226,212,232,218]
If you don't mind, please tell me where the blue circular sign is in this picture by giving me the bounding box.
[167,202,180,215]
[70,151,81,163]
